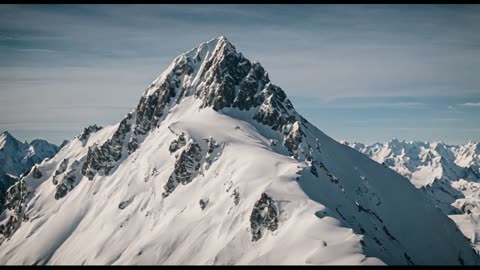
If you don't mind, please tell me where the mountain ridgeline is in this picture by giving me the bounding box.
[0,37,478,265]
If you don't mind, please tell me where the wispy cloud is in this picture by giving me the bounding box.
[333,101,425,109]
[462,102,480,107]
[15,48,56,53]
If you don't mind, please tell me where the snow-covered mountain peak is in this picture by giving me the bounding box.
[0,131,19,149]
[456,141,480,168]
[1,38,479,265]
[143,36,294,124]
[110,37,305,164]
[0,131,12,139]
[146,35,234,97]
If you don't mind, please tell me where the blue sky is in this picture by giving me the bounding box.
[1,4,479,145]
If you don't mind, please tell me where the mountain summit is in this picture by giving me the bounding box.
[0,37,478,265]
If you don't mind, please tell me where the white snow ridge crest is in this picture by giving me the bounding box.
[0,36,478,265]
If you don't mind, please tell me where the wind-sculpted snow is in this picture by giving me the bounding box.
[0,37,478,265]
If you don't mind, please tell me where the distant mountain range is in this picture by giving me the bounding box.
[0,131,64,205]
[342,139,480,251]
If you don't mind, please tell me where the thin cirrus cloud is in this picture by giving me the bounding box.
[0,4,479,145]
[462,102,480,107]
[14,48,56,53]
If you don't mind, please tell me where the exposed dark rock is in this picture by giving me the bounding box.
[170,38,307,161]
[232,187,240,206]
[250,192,278,241]
[310,162,319,177]
[199,198,209,210]
[382,226,397,241]
[283,122,304,157]
[0,179,29,241]
[54,184,68,200]
[119,197,134,209]
[464,204,474,215]
[163,141,203,197]
[206,137,217,154]
[373,237,383,247]
[20,167,32,178]
[59,140,69,148]
[356,201,384,223]
[78,124,103,144]
[197,41,254,111]
[335,207,347,221]
[32,166,42,179]
[127,135,139,155]
[169,133,187,153]
[327,172,339,184]
[253,84,297,131]
[204,137,221,170]
[54,160,80,200]
[81,113,133,180]
[404,252,414,265]
[53,159,69,185]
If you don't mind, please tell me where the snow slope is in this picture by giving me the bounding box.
[0,37,478,265]
[342,139,480,251]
